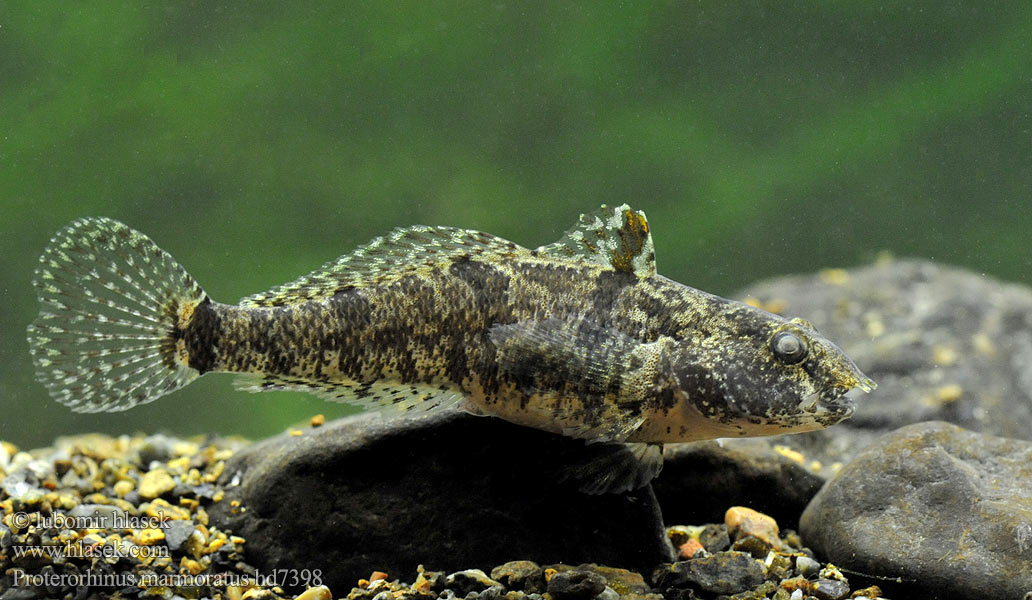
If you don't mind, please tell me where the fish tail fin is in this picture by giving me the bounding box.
[26,217,207,412]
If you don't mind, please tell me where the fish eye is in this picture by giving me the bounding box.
[771,331,808,365]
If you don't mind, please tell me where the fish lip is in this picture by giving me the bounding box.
[813,385,857,417]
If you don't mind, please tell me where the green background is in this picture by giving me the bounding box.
[2,2,1029,449]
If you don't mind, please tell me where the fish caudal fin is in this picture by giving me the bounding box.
[26,218,206,412]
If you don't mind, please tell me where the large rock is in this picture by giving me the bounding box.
[800,421,1032,599]
[207,410,672,593]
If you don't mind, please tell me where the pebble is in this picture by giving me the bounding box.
[653,551,765,595]
[794,556,821,578]
[163,519,198,550]
[295,586,333,600]
[677,538,704,559]
[490,561,544,593]
[811,578,850,600]
[138,467,176,499]
[724,506,780,548]
[697,524,730,553]
[546,569,607,599]
[113,479,134,497]
[446,569,503,595]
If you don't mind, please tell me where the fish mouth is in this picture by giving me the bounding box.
[807,364,876,421]
[801,385,859,423]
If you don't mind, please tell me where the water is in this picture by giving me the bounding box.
[1,1,1030,449]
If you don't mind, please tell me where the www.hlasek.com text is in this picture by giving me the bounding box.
[11,541,169,561]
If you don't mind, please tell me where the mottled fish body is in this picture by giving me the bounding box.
[27,206,874,492]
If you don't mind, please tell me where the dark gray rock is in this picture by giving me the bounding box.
[652,552,765,595]
[800,421,1032,599]
[162,519,196,551]
[490,561,545,593]
[811,578,850,600]
[207,410,672,593]
[547,569,607,599]
[546,564,662,600]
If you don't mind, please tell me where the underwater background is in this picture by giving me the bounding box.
[1,2,1029,449]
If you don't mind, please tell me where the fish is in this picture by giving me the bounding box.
[26,205,875,493]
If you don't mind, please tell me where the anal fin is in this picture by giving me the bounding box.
[235,374,465,415]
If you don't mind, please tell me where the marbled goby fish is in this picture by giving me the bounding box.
[27,205,875,493]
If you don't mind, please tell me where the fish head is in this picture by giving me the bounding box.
[663,307,876,439]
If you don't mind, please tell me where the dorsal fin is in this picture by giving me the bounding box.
[240,225,527,307]
[536,204,655,278]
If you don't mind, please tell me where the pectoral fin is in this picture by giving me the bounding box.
[557,442,664,494]
[488,318,663,443]
[488,317,639,398]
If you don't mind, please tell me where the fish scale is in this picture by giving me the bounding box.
[26,205,875,493]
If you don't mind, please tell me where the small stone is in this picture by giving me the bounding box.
[134,527,165,545]
[729,581,775,599]
[67,504,125,529]
[446,569,502,596]
[490,561,544,593]
[136,434,176,465]
[547,570,607,599]
[0,586,40,600]
[0,524,13,549]
[296,586,333,600]
[698,525,730,553]
[725,506,780,548]
[144,498,190,520]
[765,553,792,580]
[849,586,883,600]
[811,578,849,600]
[180,557,205,575]
[138,468,176,499]
[113,480,134,497]
[653,552,765,595]
[163,520,196,551]
[731,535,770,558]
[597,587,619,600]
[414,565,445,593]
[657,589,697,600]
[794,556,820,578]
[678,539,705,559]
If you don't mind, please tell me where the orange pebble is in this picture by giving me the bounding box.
[678,538,705,559]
